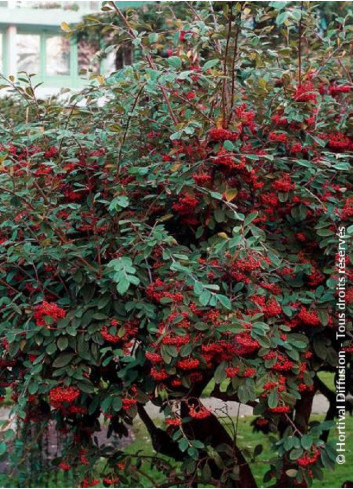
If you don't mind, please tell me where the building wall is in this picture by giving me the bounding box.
[0,1,146,96]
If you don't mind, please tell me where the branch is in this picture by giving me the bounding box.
[228,4,244,125]
[222,3,233,126]
[298,1,304,84]
[137,404,184,461]
[116,83,145,177]
[181,399,257,488]
[110,2,179,125]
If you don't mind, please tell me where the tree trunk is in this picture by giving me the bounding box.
[181,400,257,488]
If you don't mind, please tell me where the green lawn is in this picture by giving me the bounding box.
[317,371,335,391]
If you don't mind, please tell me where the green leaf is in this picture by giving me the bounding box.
[109,256,140,295]
[203,59,219,70]
[112,397,122,412]
[289,448,303,460]
[117,278,130,295]
[170,131,182,140]
[77,379,95,394]
[201,463,212,482]
[214,362,226,384]
[193,281,204,295]
[276,11,290,25]
[301,434,313,450]
[316,228,334,237]
[321,448,335,470]
[313,337,329,360]
[108,195,130,212]
[53,352,74,368]
[317,309,329,326]
[199,290,211,306]
[191,439,204,449]
[149,33,158,43]
[296,159,313,168]
[214,207,225,223]
[46,342,57,355]
[254,444,263,457]
[284,436,295,451]
[180,343,193,356]
[223,140,235,151]
[0,442,6,456]
[98,295,110,309]
[187,446,199,459]
[216,294,232,310]
[179,438,189,452]
[244,212,258,227]
[168,56,182,69]
[333,162,351,170]
[116,195,129,208]
[57,336,68,351]
[210,191,223,200]
[269,1,288,9]
[268,390,278,409]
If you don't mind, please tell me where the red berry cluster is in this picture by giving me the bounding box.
[188,404,211,419]
[298,446,321,467]
[208,127,239,141]
[34,301,66,327]
[49,386,80,409]
[297,307,321,326]
[294,82,318,102]
[268,405,290,413]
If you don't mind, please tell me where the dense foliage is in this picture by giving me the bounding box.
[0,1,353,487]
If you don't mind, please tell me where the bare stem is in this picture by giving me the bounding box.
[110,2,179,125]
[298,1,304,84]
[222,3,233,126]
[228,4,244,125]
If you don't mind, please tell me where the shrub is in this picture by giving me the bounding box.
[0,2,352,487]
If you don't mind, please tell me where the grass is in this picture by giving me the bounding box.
[124,420,175,487]
[317,371,335,391]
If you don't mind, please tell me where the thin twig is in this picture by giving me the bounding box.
[116,83,145,177]
[222,3,233,126]
[110,2,179,125]
[228,5,244,125]
[298,1,304,84]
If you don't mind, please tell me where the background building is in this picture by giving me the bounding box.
[0,0,145,95]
